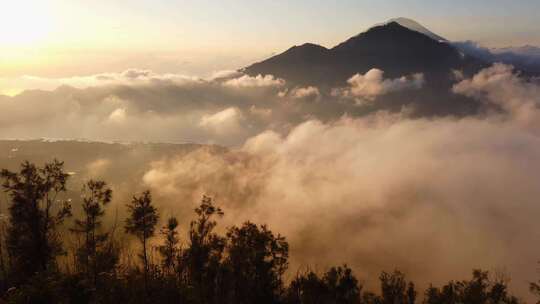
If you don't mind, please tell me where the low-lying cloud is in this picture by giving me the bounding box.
[222,74,285,88]
[0,68,432,145]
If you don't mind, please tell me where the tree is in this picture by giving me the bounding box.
[426,270,521,304]
[71,180,113,285]
[285,270,328,304]
[406,282,416,304]
[0,160,72,283]
[125,190,159,295]
[379,270,412,304]
[224,222,289,304]
[323,266,361,304]
[284,265,361,304]
[158,216,180,274]
[181,195,225,303]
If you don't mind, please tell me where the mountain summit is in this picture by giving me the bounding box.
[386,17,447,42]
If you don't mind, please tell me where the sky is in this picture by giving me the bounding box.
[0,0,539,83]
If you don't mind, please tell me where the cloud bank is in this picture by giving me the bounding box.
[0,68,433,145]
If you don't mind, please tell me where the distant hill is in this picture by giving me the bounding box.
[452,42,540,75]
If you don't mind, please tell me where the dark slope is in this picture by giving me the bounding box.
[242,43,332,86]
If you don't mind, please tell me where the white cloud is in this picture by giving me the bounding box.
[209,70,243,81]
[108,108,127,124]
[200,107,244,135]
[222,74,285,88]
[453,63,540,130]
[0,69,203,94]
[289,86,321,100]
[340,69,424,103]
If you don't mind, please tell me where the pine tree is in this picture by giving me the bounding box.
[0,160,72,283]
[158,216,180,274]
[182,195,225,303]
[71,180,113,285]
[125,190,159,295]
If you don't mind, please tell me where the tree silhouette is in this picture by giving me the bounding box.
[181,195,225,303]
[71,180,113,285]
[425,270,520,304]
[125,190,159,296]
[158,216,180,274]
[379,270,412,304]
[323,266,362,304]
[284,265,361,304]
[0,160,72,283]
[224,221,289,304]
[406,282,416,304]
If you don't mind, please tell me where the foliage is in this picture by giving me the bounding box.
[0,160,71,284]
[71,180,114,284]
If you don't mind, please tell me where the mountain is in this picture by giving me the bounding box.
[452,42,540,75]
[242,20,488,116]
[243,21,484,88]
[495,45,540,57]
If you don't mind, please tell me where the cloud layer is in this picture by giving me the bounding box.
[0,68,432,146]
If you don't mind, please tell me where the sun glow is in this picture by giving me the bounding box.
[0,1,54,47]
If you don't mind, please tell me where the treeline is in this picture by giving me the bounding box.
[0,160,530,303]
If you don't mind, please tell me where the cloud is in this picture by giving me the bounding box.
[0,69,204,94]
[222,74,285,88]
[86,158,112,177]
[0,71,292,145]
[452,41,540,73]
[209,70,243,81]
[141,110,540,299]
[289,86,321,101]
[338,69,424,103]
[453,63,540,130]
[108,108,127,124]
[200,107,244,135]
[0,68,429,146]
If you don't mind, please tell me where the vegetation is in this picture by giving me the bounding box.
[0,160,531,303]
